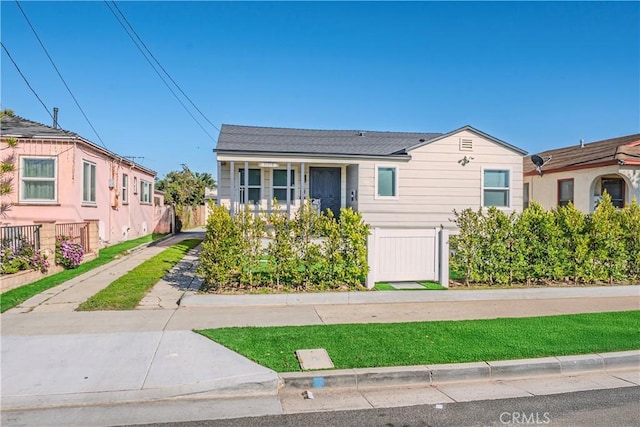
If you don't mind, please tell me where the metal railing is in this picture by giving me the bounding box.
[0,224,41,251]
[55,222,90,253]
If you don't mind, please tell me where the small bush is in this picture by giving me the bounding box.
[0,239,49,274]
[55,236,85,269]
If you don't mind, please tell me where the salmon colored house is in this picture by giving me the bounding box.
[1,114,162,247]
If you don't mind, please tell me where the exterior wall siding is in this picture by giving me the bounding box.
[357,130,524,227]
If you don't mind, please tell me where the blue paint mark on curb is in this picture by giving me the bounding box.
[312,377,325,388]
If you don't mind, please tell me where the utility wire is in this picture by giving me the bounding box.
[1,41,54,122]
[14,0,109,149]
[104,1,217,141]
[110,1,220,133]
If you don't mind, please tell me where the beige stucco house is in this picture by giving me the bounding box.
[215,124,527,228]
[523,134,640,212]
[1,114,168,246]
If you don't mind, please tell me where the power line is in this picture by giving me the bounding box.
[14,0,109,149]
[104,1,217,141]
[1,41,54,122]
[110,1,220,133]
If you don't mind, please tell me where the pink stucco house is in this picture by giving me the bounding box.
[1,114,167,247]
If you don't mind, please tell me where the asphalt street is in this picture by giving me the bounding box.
[133,386,640,427]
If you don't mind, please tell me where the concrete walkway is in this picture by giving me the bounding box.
[1,229,639,425]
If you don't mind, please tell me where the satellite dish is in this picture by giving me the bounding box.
[531,155,544,167]
[531,154,552,176]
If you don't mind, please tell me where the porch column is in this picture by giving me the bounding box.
[216,161,221,206]
[229,161,235,215]
[244,161,249,205]
[300,162,305,202]
[286,162,291,217]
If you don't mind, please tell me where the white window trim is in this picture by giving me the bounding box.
[237,167,263,204]
[19,156,58,203]
[140,180,152,204]
[82,160,97,205]
[122,173,129,204]
[481,166,512,209]
[271,167,297,203]
[374,164,399,200]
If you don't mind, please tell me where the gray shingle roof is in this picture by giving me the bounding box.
[1,114,80,138]
[1,114,157,176]
[216,124,443,156]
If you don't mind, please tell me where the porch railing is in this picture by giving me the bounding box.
[55,222,90,252]
[0,225,42,251]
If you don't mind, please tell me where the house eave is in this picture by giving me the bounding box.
[523,160,623,176]
[214,149,412,162]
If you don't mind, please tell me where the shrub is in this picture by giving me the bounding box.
[55,236,85,269]
[198,202,370,292]
[0,239,49,274]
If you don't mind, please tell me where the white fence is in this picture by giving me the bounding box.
[366,227,449,289]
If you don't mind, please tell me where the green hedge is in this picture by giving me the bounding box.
[197,202,370,292]
[450,193,640,286]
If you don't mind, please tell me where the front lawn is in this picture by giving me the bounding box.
[197,310,640,372]
[77,239,201,311]
[0,233,167,313]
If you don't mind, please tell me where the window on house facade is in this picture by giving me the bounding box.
[20,157,57,202]
[82,161,96,204]
[602,178,625,208]
[558,179,574,206]
[272,169,295,202]
[483,169,510,207]
[239,168,261,203]
[122,174,128,204]
[140,180,151,204]
[376,166,398,198]
[523,183,530,209]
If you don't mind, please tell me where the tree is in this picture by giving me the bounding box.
[156,165,216,206]
[1,109,18,217]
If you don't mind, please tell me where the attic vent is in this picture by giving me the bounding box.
[459,138,473,152]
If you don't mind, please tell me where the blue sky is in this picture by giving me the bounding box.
[2,1,639,179]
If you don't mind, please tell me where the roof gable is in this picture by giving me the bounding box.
[523,133,640,175]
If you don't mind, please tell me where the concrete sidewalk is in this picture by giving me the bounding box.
[1,229,639,425]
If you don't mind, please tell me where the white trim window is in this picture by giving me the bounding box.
[82,160,97,204]
[482,168,511,207]
[20,156,57,202]
[122,173,129,204]
[239,168,261,204]
[140,180,152,204]
[272,169,295,202]
[375,165,398,199]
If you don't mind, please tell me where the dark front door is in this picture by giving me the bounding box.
[309,167,341,217]
[601,178,625,208]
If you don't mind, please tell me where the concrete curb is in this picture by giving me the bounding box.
[180,285,640,307]
[279,350,640,391]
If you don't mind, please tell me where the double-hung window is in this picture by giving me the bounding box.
[82,160,97,204]
[375,165,398,198]
[239,168,261,203]
[20,157,57,202]
[558,179,574,206]
[140,180,151,204]
[122,174,129,204]
[483,169,510,207]
[272,169,295,202]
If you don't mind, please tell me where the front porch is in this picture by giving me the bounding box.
[215,159,359,218]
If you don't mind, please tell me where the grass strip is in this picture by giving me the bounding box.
[0,233,167,313]
[77,239,201,311]
[197,310,640,372]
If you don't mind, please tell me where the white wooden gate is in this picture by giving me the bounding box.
[366,227,449,289]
